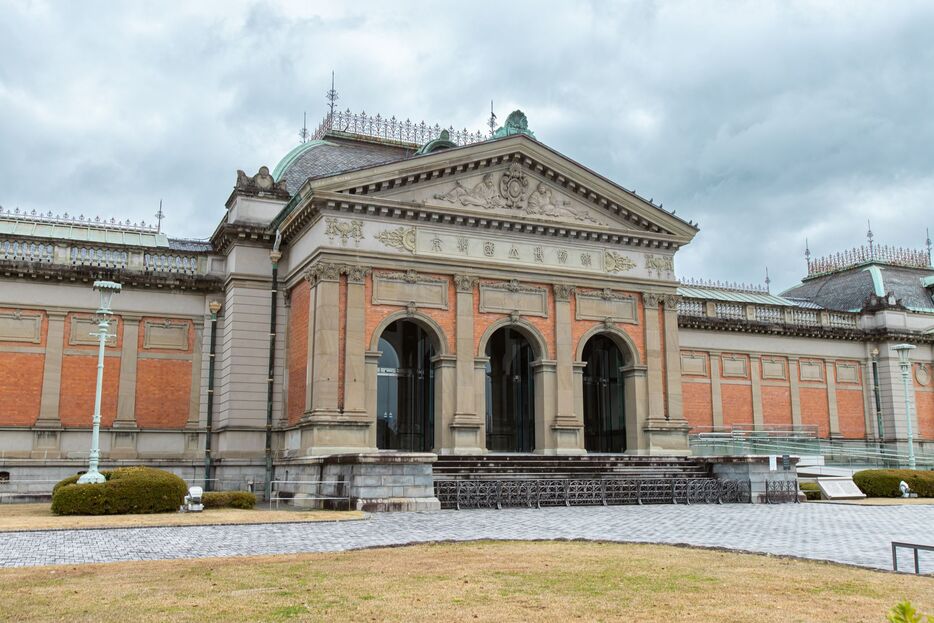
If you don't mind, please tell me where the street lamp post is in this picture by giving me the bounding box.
[77,280,122,484]
[892,343,917,470]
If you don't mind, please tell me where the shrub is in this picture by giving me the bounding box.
[51,467,188,515]
[202,491,256,509]
[799,481,821,501]
[852,469,934,498]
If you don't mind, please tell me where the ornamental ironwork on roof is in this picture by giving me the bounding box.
[311,109,488,148]
[0,205,158,233]
[806,243,931,277]
[680,277,769,295]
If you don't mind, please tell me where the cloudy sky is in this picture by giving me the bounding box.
[2,1,932,290]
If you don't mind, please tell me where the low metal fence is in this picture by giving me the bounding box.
[434,478,755,510]
[892,541,934,575]
[267,480,351,510]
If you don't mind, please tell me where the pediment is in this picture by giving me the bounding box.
[377,163,623,229]
[303,135,697,242]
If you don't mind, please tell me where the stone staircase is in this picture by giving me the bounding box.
[432,455,750,509]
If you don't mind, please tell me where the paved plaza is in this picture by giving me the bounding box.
[1,503,932,571]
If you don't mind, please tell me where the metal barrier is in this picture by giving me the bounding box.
[892,541,934,574]
[434,478,755,510]
[267,480,351,510]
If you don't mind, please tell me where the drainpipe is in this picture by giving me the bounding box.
[265,231,283,501]
[204,299,222,491]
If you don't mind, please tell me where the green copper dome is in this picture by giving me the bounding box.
[271,140,331,181]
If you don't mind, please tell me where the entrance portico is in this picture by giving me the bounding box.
[277,114,696,458]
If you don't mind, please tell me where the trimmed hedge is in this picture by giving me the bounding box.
[202,491,257,510]
[799,482,822,501]
[51,467,188,515]
[852,469,934,498]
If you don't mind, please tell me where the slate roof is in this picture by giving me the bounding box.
[274,137,414,195]
[781,264,934,312]
[168,238,213,252]
[676,286,807,307]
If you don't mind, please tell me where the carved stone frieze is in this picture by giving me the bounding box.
[642,292,662,308]
[234,166,290,199]
[374,226,417,254]
[604,250,637,273]
[498,163,529,208]
[0,310,41,343]
[645,254,674,277]
[453,274,478,293]
[662,294,682,309]
[343,264,370,284]
[325,218,364,246]
[552,284,575,301]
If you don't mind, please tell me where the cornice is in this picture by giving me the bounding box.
[0,259,223,293]
[678,315,934,344]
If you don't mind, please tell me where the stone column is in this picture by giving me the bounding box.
[342,265,369,418]
[642,293,665,419]
[36,311,66,427]
[749,355,764,430]
[709,351,724,429]
[662,294,685,422]
[449,275,483,454]
[552,285,583,452]
[309,262,341,418]
[788,357,802,429]
[825,360,841,437]
[115,316,140,428]
[860,358,877,440]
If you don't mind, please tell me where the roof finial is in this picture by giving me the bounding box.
[326,71,339,124]
[155,199,165,233]
[866,219,874,255]
[488,100,497,137]
[926,227,932,266]
[298,111,309,144]
[765,266,771,293]
[805,238,811,264]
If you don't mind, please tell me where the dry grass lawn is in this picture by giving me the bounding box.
[0,503,363,531]
[0,541,931,622]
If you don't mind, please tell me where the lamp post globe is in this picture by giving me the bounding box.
[77,280,122,485]
[892,343,917,470]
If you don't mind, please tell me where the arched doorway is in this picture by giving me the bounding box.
[376,320,435,451]
[485,326,535,452]
[582,334,627,453]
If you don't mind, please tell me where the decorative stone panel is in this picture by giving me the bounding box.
[372,271,448,310]
[0,311,41,343]
[835,361,860,384]
[142,320,190,350]
[69,316,104,346]
[799,359,824,382]
[680,352,708,377]
[478,280,548,317]
[721,354,748,378]
[761,358,787,381]
[575,289,637,324]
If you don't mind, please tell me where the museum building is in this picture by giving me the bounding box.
[0,108,931,506]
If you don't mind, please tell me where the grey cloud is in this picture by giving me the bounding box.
[1,0,932,290]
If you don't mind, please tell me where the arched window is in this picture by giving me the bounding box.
[485,327,535,453]
[582,334,627,453]
[376,320,435,451]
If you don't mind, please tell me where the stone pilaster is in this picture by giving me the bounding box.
[642,292,665,419]
[449,275,483,454]
[36,311,66,427]
[303,270,317,413]
[750,354,764,430]
[788,357,802,429]
[709,351,724,429]
[341,265,369,418]
[662,294,684,422]
[552,285,582,445]
[115,316,140,428]
[861,359,877,440]
[308,262,341,418]
[186,318,204,430]
[825,360,840,437]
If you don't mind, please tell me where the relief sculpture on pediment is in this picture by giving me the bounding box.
[432,165,606,226]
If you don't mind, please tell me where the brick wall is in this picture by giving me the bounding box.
[0,308,46,426]
[682,381,712,429]
[59,313,123,427]
[799,386,830,437]
[761,385,793,427]
[721,383,753,428]
[914,363,933,439]
[135,358,192,428]
[570,291,646,364]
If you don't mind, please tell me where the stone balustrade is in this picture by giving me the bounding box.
[679,297,862,331]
